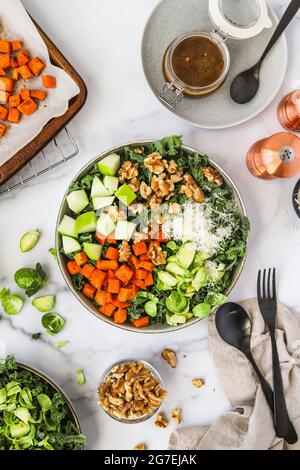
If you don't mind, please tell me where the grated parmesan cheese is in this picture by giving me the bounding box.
[163,201,233,255]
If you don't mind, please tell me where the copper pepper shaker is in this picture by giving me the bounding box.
[278,90,300,132]
[247,132,300,179]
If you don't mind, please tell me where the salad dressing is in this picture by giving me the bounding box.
[171,36,224,88]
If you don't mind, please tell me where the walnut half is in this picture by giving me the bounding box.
[181,174,205,203]
[154,412,168,428]
[133,443,147,450]
[148,241,167,266]
[192,378,205,388]
[201,166,223,186]
[161,348,177,368]
[171,408,182,424]
[118,160,138,183]
[144,152,165,174]
[119,240,131,262]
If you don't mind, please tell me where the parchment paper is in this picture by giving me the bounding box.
[0,0,80,165]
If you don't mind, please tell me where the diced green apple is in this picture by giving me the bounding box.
[103,176,119,194]
[98,153,121,176]
[96,214,115,237]
[115,220,136,241]
[75,211,97,234]
[66,190,89,214]
[115,183,137,206]
[91,176,111,197]
[83,243,102,261]
[62,236,81,254]
[58,215,78,238]
[92,196,115,210]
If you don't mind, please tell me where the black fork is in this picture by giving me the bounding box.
[257,268,297,444]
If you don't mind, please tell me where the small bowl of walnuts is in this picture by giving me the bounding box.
[97,359,167,423]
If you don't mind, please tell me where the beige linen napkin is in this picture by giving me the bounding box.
[169,299,300,450]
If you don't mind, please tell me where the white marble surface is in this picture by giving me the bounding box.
[0,0,300,450]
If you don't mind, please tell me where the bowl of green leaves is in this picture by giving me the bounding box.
[0,355,85,450]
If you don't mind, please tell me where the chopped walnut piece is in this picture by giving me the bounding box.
[151,174,174,199]
[119,240,132,262]
[134,443,147,450]
[192,378,205,388]
[161,348,177,368]
[170,173,183,183]
[98,361,168,421]
[129,202,146,215]
[133,232,149,243]
[133,146,144,155]
[171,408,182,424]
[164,159,182,175]
[148,241,167,266]
[168,202,182,215]
[129,177,140,192]
[181,174,205,203]
[148,194,162,211]
[118,160,139,183]
[201,166,223,186]
[154,412,168,428]
[140,181,152,199]
[144,152,165,174]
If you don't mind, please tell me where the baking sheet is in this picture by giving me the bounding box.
[0,0,80,166]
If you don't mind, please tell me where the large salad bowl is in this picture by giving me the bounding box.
[56,139,248,333]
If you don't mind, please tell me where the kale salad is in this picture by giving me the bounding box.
[58,136,249,329]
[0,356,85,450]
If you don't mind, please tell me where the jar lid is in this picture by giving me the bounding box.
[208,0,272,40]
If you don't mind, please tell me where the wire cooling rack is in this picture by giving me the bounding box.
[0,128,78,196]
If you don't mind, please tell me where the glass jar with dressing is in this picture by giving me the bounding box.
[161,0,272,108]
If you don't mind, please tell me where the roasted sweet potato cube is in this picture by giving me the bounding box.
[0,67,5,76]
[30,89,47,101]
[28,57,46,77]
[0,105,8,120]
[17,49,30,66]
[7,107,21,123]
[17,98,38,116]
[9,94,21,108]
[12,40,22,52]
[0,77,14,92]
[42,75,56,88]
[0,40,11,54]
[0,54,11,69]
[18,65,33,80]
[11,68,20,80]
[21,88,31,100]
[0,91,11,103]
[0,123,7,138]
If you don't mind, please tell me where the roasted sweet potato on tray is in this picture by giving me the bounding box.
[0,38,57,139]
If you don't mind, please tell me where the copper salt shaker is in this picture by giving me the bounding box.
[278,90,300,132]
[247,132,300,179]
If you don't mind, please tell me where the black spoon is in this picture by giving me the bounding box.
[230,0,300,104]
[215,302,275,420]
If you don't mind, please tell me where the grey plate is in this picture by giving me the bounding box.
[142,0,288,129]
[56,141,247,334]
